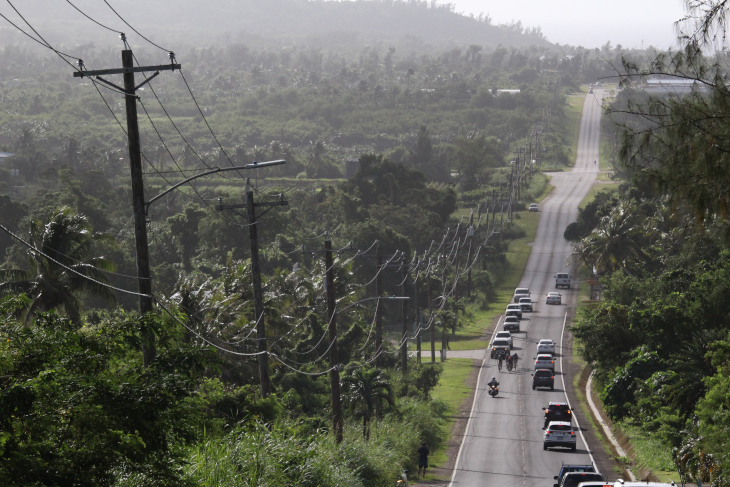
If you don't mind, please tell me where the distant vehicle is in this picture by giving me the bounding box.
[532,369,554,390]
[537,339,556,354]
[588,89,593,94]
[543,421,576,451]
[577,483,612,487]
[554,464,597,487]
[491,338,511,358]
[505,304,523,319]
[612,482,677,487]
[503,315,520,332]
[495,331,513,348]
[519,297,533,312]
[513,287,530,303]
[546,292,562,305]
[528,203,539,212]
[535,353,555,370]
[544,402,572,428]
[555,272,572,289]
[559,473,605,487]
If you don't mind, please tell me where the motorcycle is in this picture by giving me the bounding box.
[488,384,499,397]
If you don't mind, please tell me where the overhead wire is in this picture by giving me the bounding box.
[101,0,170,52]
[64,0,123,33]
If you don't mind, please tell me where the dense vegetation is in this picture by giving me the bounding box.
[570,4,730,485]
[0,1,610,485]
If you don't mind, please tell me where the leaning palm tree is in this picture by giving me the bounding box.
[341,366,394,440]
[0,207,115,323]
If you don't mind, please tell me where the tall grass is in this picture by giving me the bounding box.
[184,398,445,486]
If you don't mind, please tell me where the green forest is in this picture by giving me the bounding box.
[0,0,694,486]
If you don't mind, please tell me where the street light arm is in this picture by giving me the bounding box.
[144,160,286,214]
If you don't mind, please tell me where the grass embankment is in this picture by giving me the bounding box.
[565,93,586,166]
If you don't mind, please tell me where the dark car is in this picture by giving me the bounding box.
[543,402,572,428]
[554,464,597,487]
[559,472,604,487]
[532,369,554,390]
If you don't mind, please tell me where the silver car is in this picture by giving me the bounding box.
[534,353,555,370]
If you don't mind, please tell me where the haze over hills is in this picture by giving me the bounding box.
[3,0,551,51]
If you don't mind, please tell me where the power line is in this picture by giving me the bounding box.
[101,0,170,52]
[64,0,123,34]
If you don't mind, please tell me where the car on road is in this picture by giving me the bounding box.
[543,421,576,451]
[534,353,555,370]
[577,483,612,487]
[490,338,511,358]
[555,272,572,289]
[505,304,523,319]
[528,203,539,212]
[532,369,554,390]
[544,402,572,427]
[513,287,530,303]
[546,292,562,305]
[503,315,520,332]
[554,464,597,487]
[519,297,533,312]
[611,482,678,487]
[559,473,605,487]
[537,339,556,354]
[495,331,513,348]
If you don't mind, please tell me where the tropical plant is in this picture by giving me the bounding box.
[0,207,115,323]
[341,366,394,439]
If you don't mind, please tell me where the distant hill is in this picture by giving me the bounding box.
[4,0,551,50]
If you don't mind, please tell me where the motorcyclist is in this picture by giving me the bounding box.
[488,376,499,388]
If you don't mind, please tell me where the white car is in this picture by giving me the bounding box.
[546,292,562,305]
[543,421,576,451]
[506,304,523,319]
[537,339,556,354]
[535,353,555,370]
[495,331,513,348]
[503,315,520,332]
[528,203,539,212]
[513,287,530,303]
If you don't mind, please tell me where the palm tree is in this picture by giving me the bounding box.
[0,207,115,323]
[341,366,394,439]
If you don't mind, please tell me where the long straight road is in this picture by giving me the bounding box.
[448,90,605,487]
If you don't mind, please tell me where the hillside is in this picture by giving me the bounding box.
[2,0,550,50]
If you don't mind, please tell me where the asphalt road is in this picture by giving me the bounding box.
[448,89,605,487]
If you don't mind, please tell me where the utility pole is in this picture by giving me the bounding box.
[441,251,449,362]
[400,252,409,374]
[325,234,343,444]
[466,210,475,297]
[74,46,181,367]
[375,241,384,369]
[217,180,288,398]
[415,257,422,364]
[428,258,435,363]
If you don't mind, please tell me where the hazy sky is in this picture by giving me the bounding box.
[450,0,687,49]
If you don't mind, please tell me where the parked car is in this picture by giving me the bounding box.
[491,339,511,358]
[555,272,572,289]
[535,353,555,370]
[495,331,513,348]
[559,473,605,487]
[554,464,597,487]
[543,421,576,451]
[537,339,556,354]
[546,292,562,305]
[513,287,530,303]
[528,203,539,212]
[503,315,520,332]
[519,297,533,312]
[544,402,572,428]
[532,369,554,390]
[505,304,523,319]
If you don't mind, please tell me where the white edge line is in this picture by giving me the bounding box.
[559,311,598,473]
[447,315,504,487]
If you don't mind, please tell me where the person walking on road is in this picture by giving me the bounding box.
[417,442,430,478]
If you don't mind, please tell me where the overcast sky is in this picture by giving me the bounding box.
[450,0,687,49]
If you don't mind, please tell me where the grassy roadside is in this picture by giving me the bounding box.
[579,182,621,210]
[565,94,585,165]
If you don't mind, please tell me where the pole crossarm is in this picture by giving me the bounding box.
[145,160,286,213]
[73,63,181,77]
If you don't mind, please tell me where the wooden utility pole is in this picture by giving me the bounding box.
[375,241,384,368]
[325,234,343,444]
[466,210,475,297]
[217,181,287,398]
[441,253,448,361]
[246,179,272,397]
[415,258,422,364]
[400,253,409,374]
[74,48,181,367]
[428,258,435,363]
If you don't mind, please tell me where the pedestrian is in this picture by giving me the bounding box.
[417,442,430,478]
